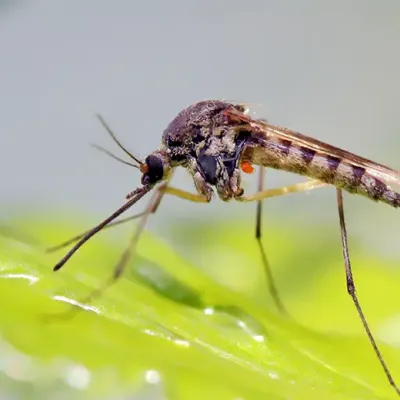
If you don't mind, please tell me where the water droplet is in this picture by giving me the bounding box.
[145,369,160,384]
[64,364,91,390]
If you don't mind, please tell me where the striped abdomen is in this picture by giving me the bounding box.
[242,137,400,208]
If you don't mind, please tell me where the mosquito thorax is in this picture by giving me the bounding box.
[140,150,172,187]
[162,100,247,164]
[159,100,252,201]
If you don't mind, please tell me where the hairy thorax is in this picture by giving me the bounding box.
[161,100,250,201]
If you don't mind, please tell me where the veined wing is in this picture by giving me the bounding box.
[226,108,400,186]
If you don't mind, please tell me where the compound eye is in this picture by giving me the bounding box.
[142,155,164,185]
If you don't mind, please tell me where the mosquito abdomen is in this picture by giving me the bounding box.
[325,158,400,208]
[244,139,400,208]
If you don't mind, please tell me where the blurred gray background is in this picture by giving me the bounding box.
[1,0,400,255]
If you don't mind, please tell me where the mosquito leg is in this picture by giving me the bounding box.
[44,188,162,321]
[46,211,148,252]
[46,185,209,320]
[255,168,288,315]
[237,178,326,314]
[108,186,209,283]
[238,179,327,203]
[162,186,210,203]
[109,189,163,282]
[47,184,208,253]
[336,188,400,397]
[47,183,169,253]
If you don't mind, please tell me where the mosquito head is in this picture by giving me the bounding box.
[139,150,172,187]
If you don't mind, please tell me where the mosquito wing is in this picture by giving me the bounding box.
[226,108,400,187]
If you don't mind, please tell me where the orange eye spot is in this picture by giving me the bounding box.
[241,161,254,174]
[140,163,149,174]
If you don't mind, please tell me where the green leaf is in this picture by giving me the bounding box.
[0,215,400,399]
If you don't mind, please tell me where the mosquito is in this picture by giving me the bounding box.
[47,100,400,396]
